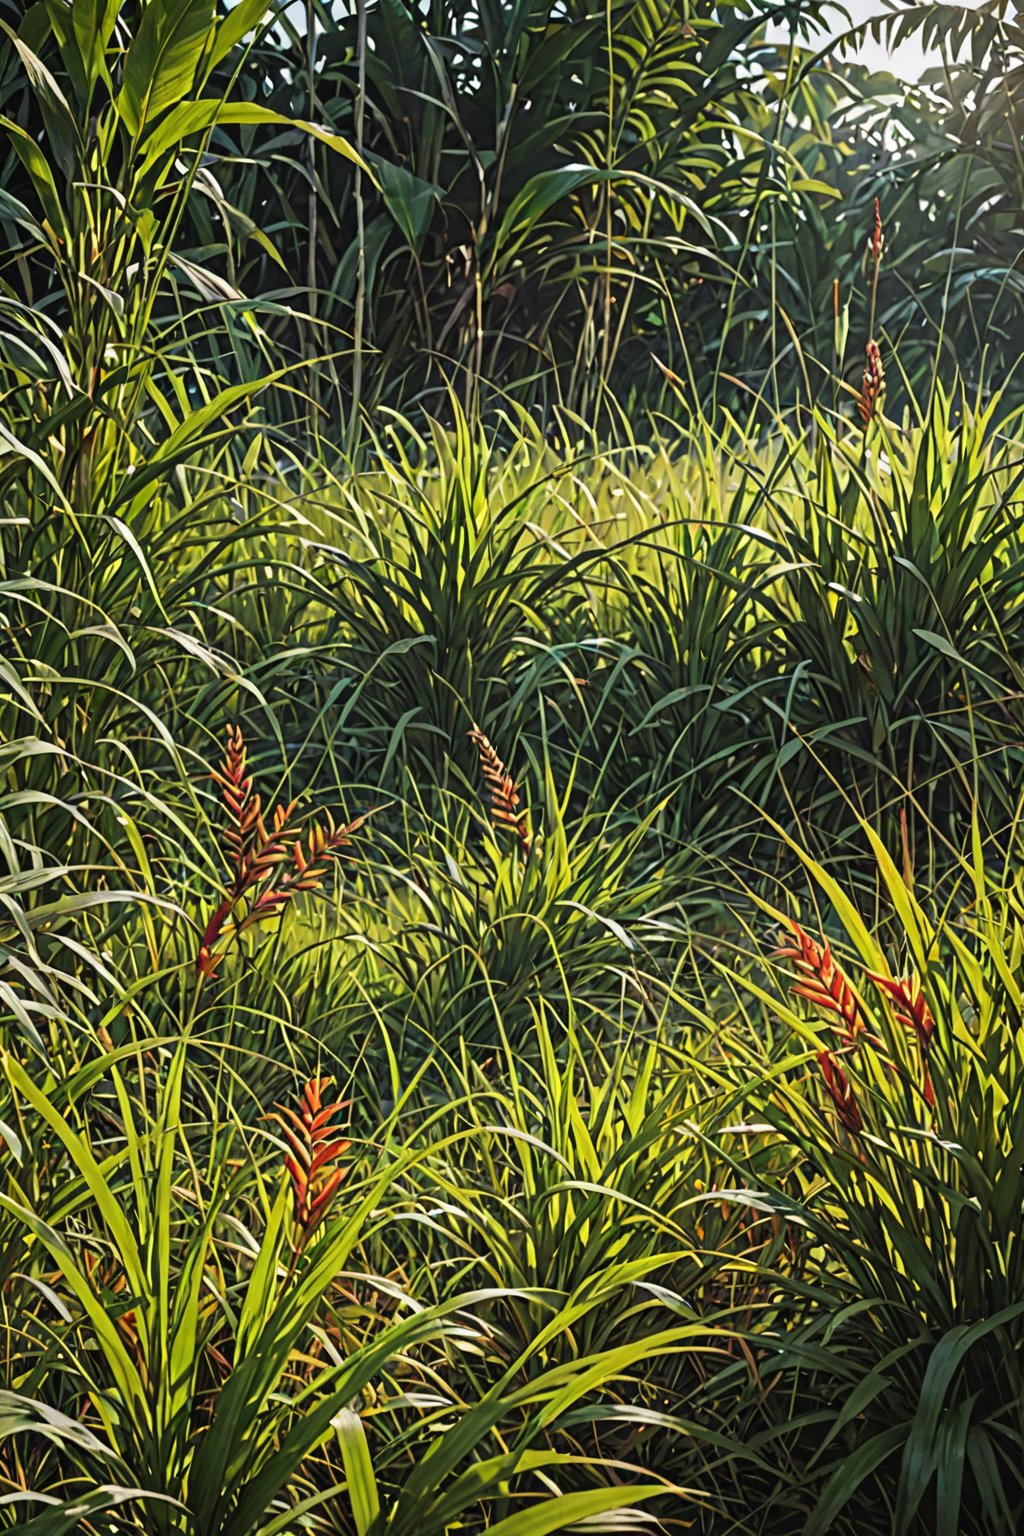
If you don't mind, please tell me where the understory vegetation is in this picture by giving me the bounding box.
[3,2,1024,1533]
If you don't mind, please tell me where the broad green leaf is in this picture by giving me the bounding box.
[483,1485,669,1536]
[491,164,620,269]
[372,156,440,253]
[70,0,121,95]
[0,117,65,234]
[333,1409,380,1536]
[0,24,81,175]
[118,0,217,134]
[1,1487,181,1536]
[140,99,370,176]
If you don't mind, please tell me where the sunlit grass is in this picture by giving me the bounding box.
[3,3,1024,1532]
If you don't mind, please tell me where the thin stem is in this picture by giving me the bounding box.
[306,0,320,431]
[600,0,614,396]
[349,0,368,455]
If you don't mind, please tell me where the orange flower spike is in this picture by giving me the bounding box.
[197,726,371,979]
[817,1049,863,1135]
[274,1076,352,1253]
[774,920,873,1049]
[867,971,937,1107]
[197,894,236,980]
[211,723,261,870]
[306,1167,347,1229]
[468,725,530,855]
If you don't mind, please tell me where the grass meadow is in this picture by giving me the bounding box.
[3,2,1024,1533]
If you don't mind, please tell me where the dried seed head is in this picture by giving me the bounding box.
[870,197,884,266]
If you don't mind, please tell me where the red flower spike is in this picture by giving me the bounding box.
[857,340,885,428]
[273,1076,352,1254]
[774,920,877,1050]
[867,970,937,1107]
[817,1049,863,1135]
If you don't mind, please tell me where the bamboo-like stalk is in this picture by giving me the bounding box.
[599,0,614,399]
[348,0,368,454]
[306,0,320,428]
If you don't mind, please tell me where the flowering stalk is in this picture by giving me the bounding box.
[197,725,369,980]
[857,341,885,429]
[273,1076,351,1256]
[468,725,530,856]
[868,970,937,1107]
[774,919,877,1050]
[856,199,885,429]
[868,197,884,332]
[817,1049,862,1135]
